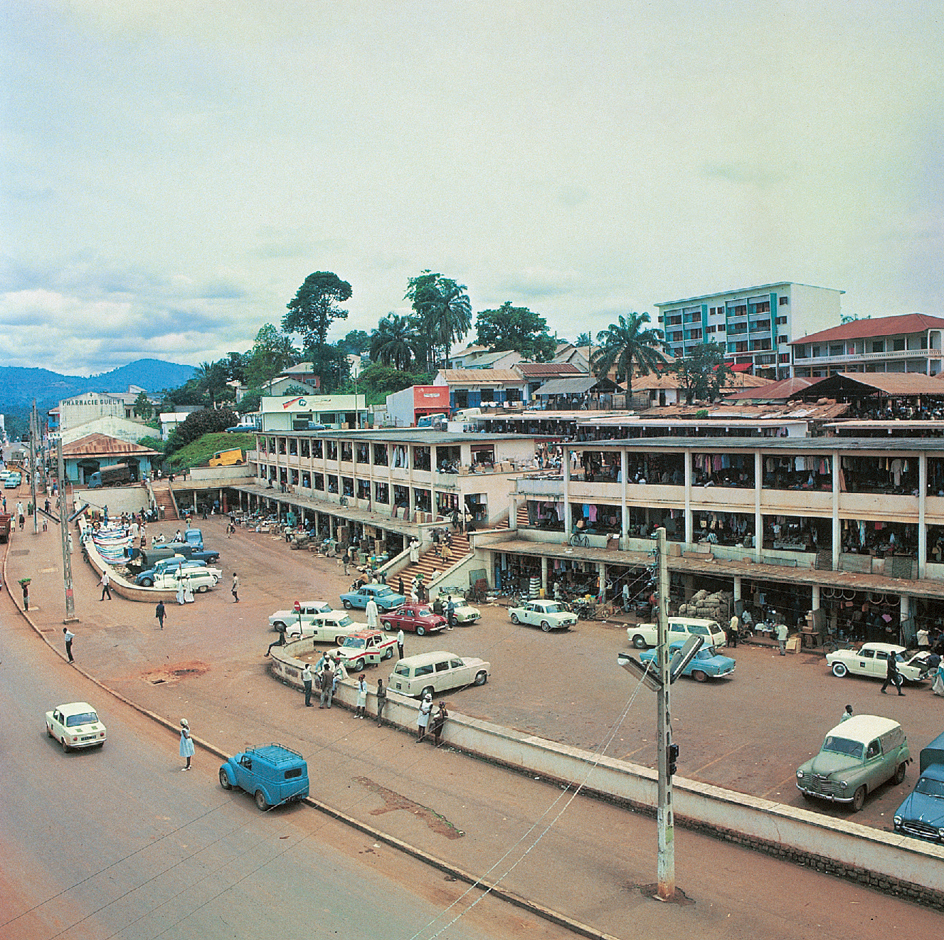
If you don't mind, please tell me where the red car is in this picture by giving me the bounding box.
[380,604,448,636]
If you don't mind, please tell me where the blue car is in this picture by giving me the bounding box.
[639,641,736,682]
[894,732,944,843]
[340,584,407,611]
[219,744,309,811]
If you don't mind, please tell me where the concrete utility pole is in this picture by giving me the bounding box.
[57,438,77,622]
[654,526,675,900]
[29,402,39,534]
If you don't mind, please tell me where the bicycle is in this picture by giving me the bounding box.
[569,533,590,548]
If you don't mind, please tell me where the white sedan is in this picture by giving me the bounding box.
[826,642,929,683]
[438,595,481,624]
[285,611,366,642]
[509,600,577,632]
[46,702,107,751]
[151,568,219,593]
[269,600,334,631]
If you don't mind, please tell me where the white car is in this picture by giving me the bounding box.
[389,651,490,698]
[826,642,929,683]
[269,600,334,632]
[626,617,727,650]
[151,567,219,593]
[285,611,366,642]
[46,701,107,751]
[509,600,577,632]
[437,595,481,624]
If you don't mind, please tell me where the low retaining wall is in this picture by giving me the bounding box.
[270,638,944,908]
[78,521,177,603]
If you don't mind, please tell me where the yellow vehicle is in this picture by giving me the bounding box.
[209,448,243,468]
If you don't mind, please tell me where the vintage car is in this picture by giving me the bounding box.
[894,731,944,844]
[626,617,727,650]
[509,599,577,632]
[826,642,929,683]
[134,557,222,586]
[639,641,736,682]
[269,600,334,632]
[332,630,398,671]
[389,650,490,698]
[796,714,910,812]
[219,744,309,810]
[433,594,481,624]
[151,567,219,593]
[339,584,407,611]
[285,610,365,642]
[45,701,107,751]
[380,604,448,636]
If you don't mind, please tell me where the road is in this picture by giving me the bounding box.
[1,496,942,939]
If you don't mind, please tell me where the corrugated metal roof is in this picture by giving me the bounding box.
[62,433,161,457]
[725,377,819,400]
[811,372,944,396]
[515,362,583,377]
[437,369,523,384]
[534,377,606,395]
[790,314,944,346]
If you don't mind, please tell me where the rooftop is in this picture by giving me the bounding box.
[791,314,944,346]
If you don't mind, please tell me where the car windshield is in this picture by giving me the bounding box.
[542,603,565,614]
[341,636,366,650]
[915,776,944,798]
[334,616,354,627]
[822,736,864,759]
[66,711,98,727]
[393,663,411,677]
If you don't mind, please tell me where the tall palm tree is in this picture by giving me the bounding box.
[405,272,472,369]
[370,314,418,371]
[592,312,668,409]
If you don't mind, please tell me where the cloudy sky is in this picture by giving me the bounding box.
[2,0,942,376]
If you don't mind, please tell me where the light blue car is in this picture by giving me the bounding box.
[639,641,736,682]
[340,583,407,611]
[219,744,309,811]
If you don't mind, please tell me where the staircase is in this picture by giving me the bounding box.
[395,531,471,590]
[150,481,179,521]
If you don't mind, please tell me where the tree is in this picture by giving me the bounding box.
[370,313,419,370]
[674,342,732,404]
[474,302,556,361]
[166,407,238,454]
[405,271,471,369]
[195,360,231,408]
[235,388,262,414]
[132,391,154,420]
[341,329,371,355]
[283,271,353,350]
[592,312,668,409]
[356,363,418,403]
[307,343,350,394]
[244,324,298,388]
[574,331,592,347]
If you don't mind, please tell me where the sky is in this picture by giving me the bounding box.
[1,0,942,376]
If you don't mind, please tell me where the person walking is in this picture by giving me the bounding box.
[99,570,112,601]
[22,581,29,611]
[409,538,420,564]
[430,701,448,746]
[354,674,368,718]
[366,597,379,630]
[447,597,457,630]
[840,704,854,722]
[63,627,75,663]
[932,659,944,697]
[397,628,405,660]
[416,693,432,742]
[319,661,334,708]
[155,600,166,629]
[302,663,313,707]
[776,621,789,656]
[881,654,905,696]
[231,572,239,603]
[728,614,739,648]
[179,719,194,770]
[376,678,387,726]
[397,576,404,597]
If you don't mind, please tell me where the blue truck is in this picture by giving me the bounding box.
[219,744,309,810]
[894,731,944,844]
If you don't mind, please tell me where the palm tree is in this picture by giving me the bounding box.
[370,314,418,371]
[592,312,668,409]
[405,272,472,369]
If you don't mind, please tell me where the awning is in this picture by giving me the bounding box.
[730,363,753,373]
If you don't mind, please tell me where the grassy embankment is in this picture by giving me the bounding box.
[162,433,255,472]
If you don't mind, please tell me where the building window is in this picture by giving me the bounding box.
[778,353,790,363]
[776,316,787,325]
[829,345,843,356]
[778,296,789,306]
[893,338,906,351]
[872,340,885,353]
[778,335,788,344]
[717,324,725,332]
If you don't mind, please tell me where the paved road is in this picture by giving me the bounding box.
[2,496,941,939]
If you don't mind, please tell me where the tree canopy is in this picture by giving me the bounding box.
[474,302,556,361]
[405,271,471,368]
[673,341,732,404]
[244,324,298,389]
[283,271,353,350]
[592,312,668,408]
[370,313,420,370]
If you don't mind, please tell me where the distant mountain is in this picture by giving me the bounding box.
[0,359,197,414]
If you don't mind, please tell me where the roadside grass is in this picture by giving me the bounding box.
[163,432,255,472]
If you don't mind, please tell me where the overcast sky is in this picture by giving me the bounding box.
[2,1,942,376]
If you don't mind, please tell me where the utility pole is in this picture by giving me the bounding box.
[654,526,675,900]
[57,438,77,622]
[29,401,39,534]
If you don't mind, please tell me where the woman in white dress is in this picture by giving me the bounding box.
[179,719,194,770]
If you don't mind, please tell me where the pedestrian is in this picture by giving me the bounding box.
[447,597,456,630]
[441,543,451,566]
[156,600,166,629]
[231,572,239,603]
[376,678,387,726]
[63,626,75,662]
[776,621,789,656]
[430,701,448,746]
[410,578,418,603]
[881,653,905,696]
[302,663,313,707]
[451,507,460,531]
[409,538,420,564]
[398,576,404,597]
[68,532,73,554]
[840,704,854,722]
[176,580,186,605]
[22,581,29,611]
[265,627,287,657]
[99,570,112,601]
[355,674,367,718]
[916,626,930,649]
[319,661,334,708]
[728,614,739,648]
[179,719,194,770]
[342,552,350,576]
[366,597,379,630]
[932,659,944,697]
[397,628,405,660]
[416,692,432,742]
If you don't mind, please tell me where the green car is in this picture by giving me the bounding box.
[796,715,910,812]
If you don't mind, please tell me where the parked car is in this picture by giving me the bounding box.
[339,584,407,611]
[796,715,910,812]
[151,567,219,593]
[285,611,365,642]
[826,642,929,683]
[219,744,309,810]
[389,650,490,698]
[332,630,398,671]
[164,542,221,565]
[45,701,107,751]
[269,600,334,632]
[509,599,577,632]
[626,617,727,650]
[134,557,221,586]
[894,731,944,844]
[639,641,736,682]
[380,604,448,636]
[433,594,481,624]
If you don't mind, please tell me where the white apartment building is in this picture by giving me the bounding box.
[656,282,844,379]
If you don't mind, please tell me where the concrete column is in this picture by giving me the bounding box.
[831,453,841,571]
[900,594,911,636]
[918,454,927,578]
[812,584,821,610]
[754,451,763,562]
[733,575,742,603]
[563,448,572,539]
[510,493,518,532]
[597,561,606,601]
[541,555,548,595]
[684,450,693,546]
[620,449,629,544]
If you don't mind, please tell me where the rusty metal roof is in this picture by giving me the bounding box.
[790,314,944,346]
[62,433,161,458]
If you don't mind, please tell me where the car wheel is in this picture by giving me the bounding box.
[219,768,233,790]
[510,613,520,624]
[273,621,286,631]
[540,620,551,632]
[342,600,353,609]
[421,686,435,700]
[254,790,268,811]
[61,737,70,753]
[197,585,208,593]
[691,670,707,683]
[474,670,487,686]
[141,577,153,587]
[383,646,393,660]
[381,620,392,630]
[632,635,647,650]
[894,762,907,785]
[851,786,867,812]
[46,724,53,738]
[416,625,426,637]
[831,662,848,678]
[354,659,365,672]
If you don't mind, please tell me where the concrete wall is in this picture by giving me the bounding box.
[78,486,151,517]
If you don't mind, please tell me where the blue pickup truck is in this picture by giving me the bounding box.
[219,744,309,810]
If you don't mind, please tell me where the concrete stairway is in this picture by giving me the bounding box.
[150,481,179,521]
[394,530,471,591]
